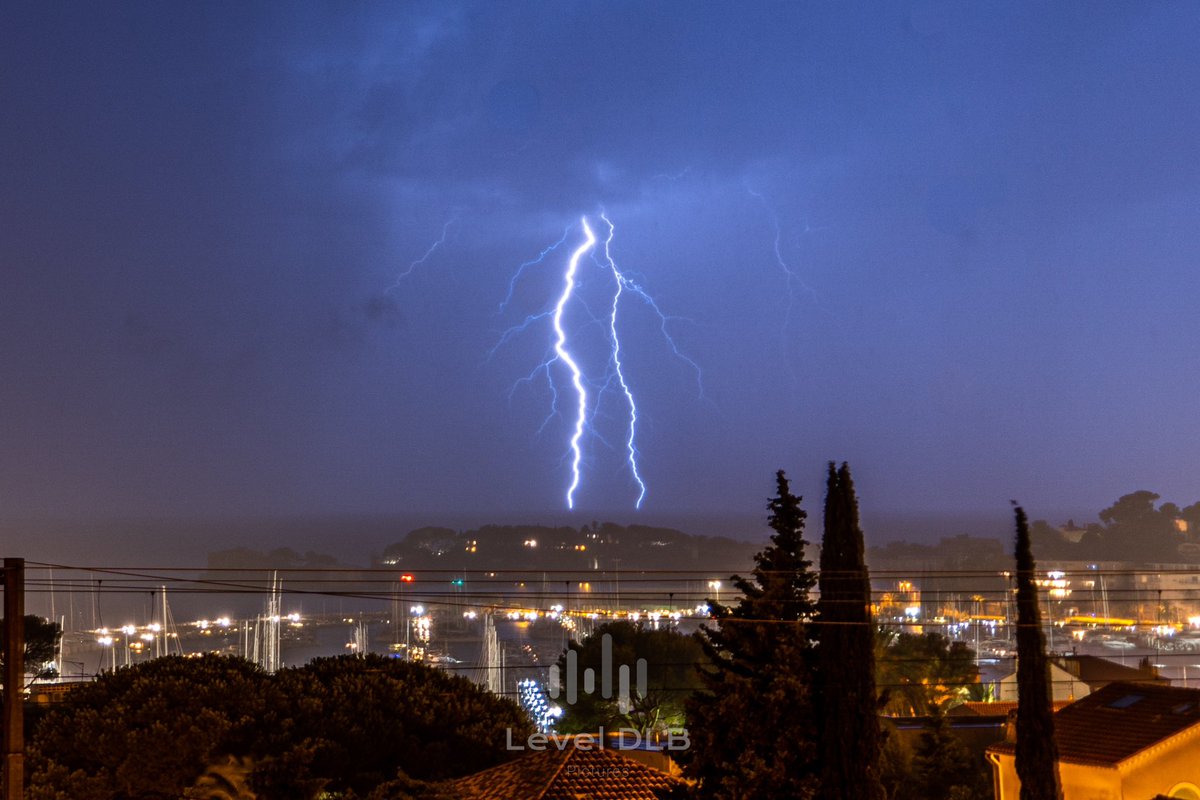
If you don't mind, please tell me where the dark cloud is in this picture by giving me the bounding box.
[2,1,1200,528]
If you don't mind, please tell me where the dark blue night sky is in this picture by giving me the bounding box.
[3,3,1199,545]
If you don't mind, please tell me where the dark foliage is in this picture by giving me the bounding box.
[261,655,532,797]
[26,653,532,800]
[817,462,885,800]
[0,615,62,676]
[876,630,978,716]
[1013,505,1062,800]
[910,705,991,800]
[685,470,820,799]
[555,621,708,735]
[366,773,466,800]
[1029,490,1200,563]
[27,655,276,800]
[875,709,992,800]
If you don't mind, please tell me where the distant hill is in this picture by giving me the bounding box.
[868,534,1008,573]
[375,522,762,574]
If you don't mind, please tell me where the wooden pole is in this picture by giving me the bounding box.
[3,558,24,800]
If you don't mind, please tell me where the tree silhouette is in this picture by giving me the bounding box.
[817,462,884,800]
[26,654,531,800]
[27,655,274,800]
[875,630,977,716]
[0,615,62,676]
[686,470,820,799]
[910,704,990,800]
[1013,504,1062,800]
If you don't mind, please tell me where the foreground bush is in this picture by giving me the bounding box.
[27,654,533,800]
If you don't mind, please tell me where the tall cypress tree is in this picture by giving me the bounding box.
[817,462,884,800]
[686,470,820,799]
[1013,504,1063,800]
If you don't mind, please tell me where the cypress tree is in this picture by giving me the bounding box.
[1013,504,1063,800]
[817,462,885,800]
[686,470,820,799]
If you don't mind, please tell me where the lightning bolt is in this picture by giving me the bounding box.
[651,165,692,182]
[746,187,816,329]
[390,217,457,287]
[594,217,704,400]
[598,214,646,507]
[600,223,646,507]
[499,225,572,313]
[492,212,700,510]
[554,218,597,510]
[744,186,829,394]
[489,225,599,445]
[488,309,554,361]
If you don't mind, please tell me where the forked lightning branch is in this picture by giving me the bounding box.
[496,214,702,511]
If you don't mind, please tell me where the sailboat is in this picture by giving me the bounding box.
[250,572,281,673]
[473,613,505,695]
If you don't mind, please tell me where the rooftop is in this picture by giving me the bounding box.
[989,681,1200,766]
[450,740,685,800]
[1052,654,1169,688]
[950,700,1071,718]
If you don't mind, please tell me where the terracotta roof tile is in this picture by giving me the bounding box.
[989,681,1200,766]
[451,740,684,800]
[950,700,1070,717]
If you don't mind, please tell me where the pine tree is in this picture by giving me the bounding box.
[685,470,820,799]
[1013,504,1063,800]
[817,462,885,800]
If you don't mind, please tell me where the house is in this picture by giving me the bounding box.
[987,682,1200,799]
[996,660,1091,703]
[449,739,686,799]
[995,654,1167,703]
[1054,654,1170,692]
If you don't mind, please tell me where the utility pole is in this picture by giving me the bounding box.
[3,558,25,800]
